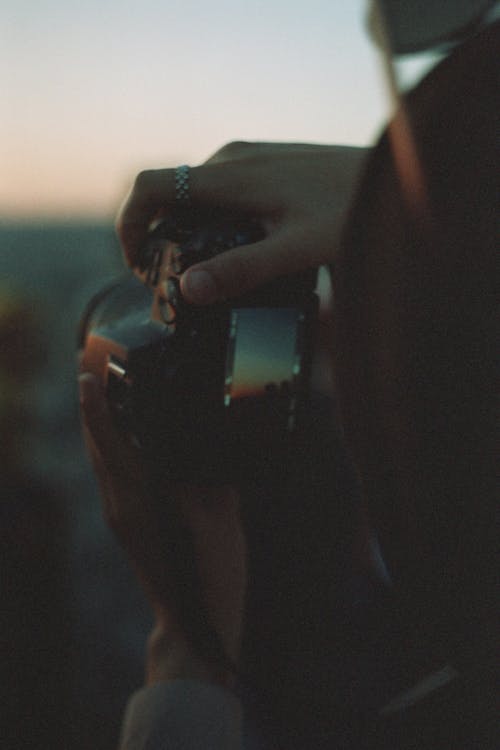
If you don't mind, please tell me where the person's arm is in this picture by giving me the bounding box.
[116,141,369,303]
[85,142,367,748]
[79,373,246,748]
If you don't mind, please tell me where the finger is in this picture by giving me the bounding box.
[115,171,169,269]
[180,224,320,305]
[79,372,138,480]
[79,373,144,531]
[79,373,120,523]
[116,162,281,269]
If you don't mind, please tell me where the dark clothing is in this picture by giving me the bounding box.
[334,19,499,749]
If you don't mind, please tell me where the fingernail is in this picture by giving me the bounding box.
[182,269,217,305]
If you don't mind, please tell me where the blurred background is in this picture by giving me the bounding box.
[1,1,435,748]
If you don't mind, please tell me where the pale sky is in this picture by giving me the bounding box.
[2,1,390,220]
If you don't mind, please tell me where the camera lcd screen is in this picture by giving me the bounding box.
[224,307,304,414]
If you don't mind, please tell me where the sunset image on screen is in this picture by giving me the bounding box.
[226,308,300,402]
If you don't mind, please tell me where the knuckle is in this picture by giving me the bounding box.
[133,169,156,197]
[216,140,251,158]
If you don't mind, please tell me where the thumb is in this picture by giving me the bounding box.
[180,225,308,305]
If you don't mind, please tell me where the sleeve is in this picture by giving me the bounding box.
[119,680,243,750]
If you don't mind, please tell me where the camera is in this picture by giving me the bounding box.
[78,212,318,482]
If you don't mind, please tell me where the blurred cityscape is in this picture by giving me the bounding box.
[0,222,151,750]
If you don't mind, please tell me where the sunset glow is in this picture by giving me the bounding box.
[226,307,301,401]
[2,1,387,220]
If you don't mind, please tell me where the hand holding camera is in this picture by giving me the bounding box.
[79,192,322,680]
[79,142,366,686]
[79,208,318,482]
[116,142,367,303]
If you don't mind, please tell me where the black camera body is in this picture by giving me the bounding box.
[79,214,318,482]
